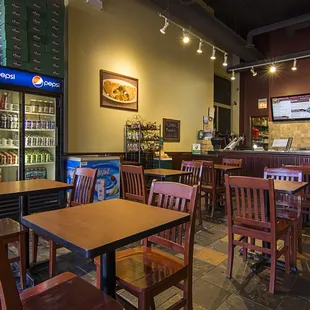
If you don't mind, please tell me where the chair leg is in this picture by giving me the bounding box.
[269,248,277,294]
[226,233,234,278]
[291,222,297,267]
[18,233,26,290]
[32,230,39,264]
[49,240,57,278]
[138,293,151,310]
[242,237,248,262]
[298,219,303,254]
[96,264,100,289]
[210,192,216,218]
[184,277,193,310]
[284,230,291,274]
[150,298,156,310]
[197,194,203,227]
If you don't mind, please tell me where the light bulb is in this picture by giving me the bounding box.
[223,53,228,66]
[197,40,203,53]
[231,71,235,80]
[270,64,276,73]
[210,47,216,60]
[160,18,169,34]
[250,67,257,76]
[292,59,297,71]
[183,30,190,44]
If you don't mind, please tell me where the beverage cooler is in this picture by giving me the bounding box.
[0,67,64,218]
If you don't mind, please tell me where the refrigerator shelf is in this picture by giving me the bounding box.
[26,162,55,166]
[0,164,19,167]
[25,129,55,132]
[0,128,19,132]
[25,112,55,117]
[25,146,55,148]
[0,146,18,149]
[0,109,19,114]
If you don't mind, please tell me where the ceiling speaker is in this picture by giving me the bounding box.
[85,0,103,10]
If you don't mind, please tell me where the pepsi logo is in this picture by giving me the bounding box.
[32,76,44,88]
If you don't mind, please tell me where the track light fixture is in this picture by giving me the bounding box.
[223,53,228,66]
[197,40,203,53]
[269,64,276,73]
[160,18,169,34]
[250,67,257,76]
[292,59,297,71]
[210,47,216,60]
[231,71,235,81]
[182,30,190,44]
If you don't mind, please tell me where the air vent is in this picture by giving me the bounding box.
[85,0,103,10]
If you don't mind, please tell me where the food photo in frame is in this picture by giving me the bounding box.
[100,70,138,111]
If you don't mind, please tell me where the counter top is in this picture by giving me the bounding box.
[194,150,310,156]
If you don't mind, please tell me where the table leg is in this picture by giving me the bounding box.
[100,251,116,298]
[20,196,30,269]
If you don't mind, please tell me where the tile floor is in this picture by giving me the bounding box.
[10,210,310,310]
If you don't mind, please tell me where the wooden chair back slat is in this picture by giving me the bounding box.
[222,158,242,167]
[226,176,275,232]
[198,160,216,188]
[68,168,97,206]
[179,161,203,186]
[146,181,198,260]
[120,165,147,204]
[0,243,23,310]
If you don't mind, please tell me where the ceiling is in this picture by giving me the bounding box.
[204,0,310,39]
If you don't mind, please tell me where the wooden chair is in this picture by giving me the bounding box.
[283,165,310,217]
[225,175,291,294]
[0,242,122,310]
[95,180,198,310]
[32,167,98,278]
[179,160,203,227]
[199,160,225,218]
[0,218,26,290]
[264,167,302,267]
[120,164,147,203]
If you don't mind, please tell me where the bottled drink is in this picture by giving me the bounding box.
[31,100,36,113]
[44,103,49,114]
[2,114,7,129]
[0,93,8,110]
[48,103,54,114]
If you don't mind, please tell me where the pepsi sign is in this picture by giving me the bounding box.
[0,67,62,93]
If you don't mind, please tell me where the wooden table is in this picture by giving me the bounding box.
[22,199,190,298]
[0,179,74,268]
[144,168,192,181]
[214,164,242,172]
[274,180,308,194]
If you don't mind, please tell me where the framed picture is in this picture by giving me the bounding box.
[100,70,138,111]
[163,118,180,142]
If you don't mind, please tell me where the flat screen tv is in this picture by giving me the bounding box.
[271,93,310,121]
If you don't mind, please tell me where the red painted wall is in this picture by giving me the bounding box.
[240,27,310,145]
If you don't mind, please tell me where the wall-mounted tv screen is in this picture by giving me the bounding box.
[271,94,310,121]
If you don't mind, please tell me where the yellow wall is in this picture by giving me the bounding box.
[67,0,214,152]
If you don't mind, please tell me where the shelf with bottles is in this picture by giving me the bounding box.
[25,133,55,147]
[0,149,18,166]
[25,167,47,180]
[25,99,55,115]
[25,112,55,117]
[25,149,54,165]
[0,128,19,132]
[0,113,19,130]
[25,129,55,132]
[0,164,18,168]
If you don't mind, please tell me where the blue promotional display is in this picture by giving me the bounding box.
[66,156,120,201]
[0,67,62,93]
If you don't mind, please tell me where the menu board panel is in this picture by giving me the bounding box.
[272,94,310,121]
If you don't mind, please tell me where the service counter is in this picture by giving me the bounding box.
[192,150,310,178]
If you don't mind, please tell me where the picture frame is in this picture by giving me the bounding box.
[163,118,180,142]
[100,70,138,112]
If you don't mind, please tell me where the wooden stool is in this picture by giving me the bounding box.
[0,218,27,290]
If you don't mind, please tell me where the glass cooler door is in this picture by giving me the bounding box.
[0,89,20,182]
[24,94,56,181]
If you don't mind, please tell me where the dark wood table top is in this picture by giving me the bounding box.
[274,180,308,194]
[214,164,242,171]
[0,179,74,198]
[22,199,190,259]
[144,168,193,178]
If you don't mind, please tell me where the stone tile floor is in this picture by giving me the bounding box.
[9,209,310,310]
